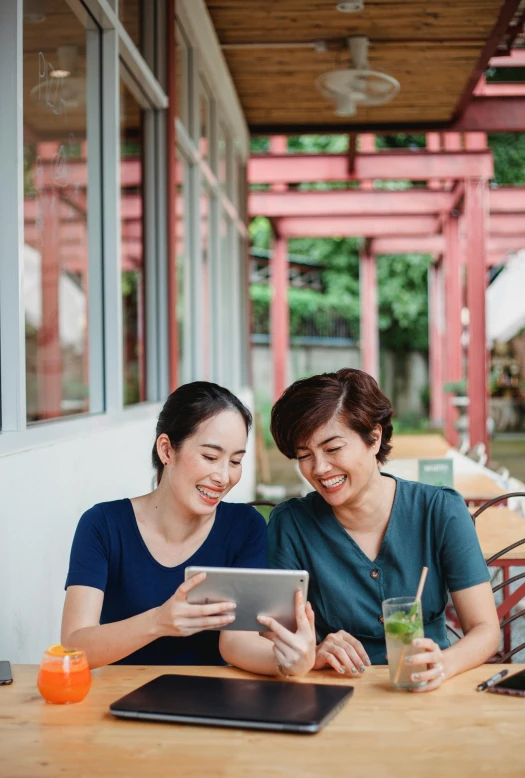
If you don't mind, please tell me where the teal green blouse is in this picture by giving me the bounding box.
[267,475,490,664]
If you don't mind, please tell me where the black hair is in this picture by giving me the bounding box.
[152,381,252,484]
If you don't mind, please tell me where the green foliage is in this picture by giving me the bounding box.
[250,136,270,153]
[377,253,432,351]
[288,135,349,153]
[488,133,525,185]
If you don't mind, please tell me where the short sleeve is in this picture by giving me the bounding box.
[439,488,490,592]
[65,505,110,592]
[267,506,303,570]
[231,506,268,569]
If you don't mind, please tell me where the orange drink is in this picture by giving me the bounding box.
[37,645,92,704]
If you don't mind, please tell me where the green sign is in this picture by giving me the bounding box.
[418,458,454,488]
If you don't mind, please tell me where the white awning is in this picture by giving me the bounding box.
[486,250,525,346]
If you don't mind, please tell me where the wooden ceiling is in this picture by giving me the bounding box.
[204,0,519,132]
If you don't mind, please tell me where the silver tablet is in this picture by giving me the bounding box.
[184,567,309,631]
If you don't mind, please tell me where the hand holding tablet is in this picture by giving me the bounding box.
[184,567,310,631]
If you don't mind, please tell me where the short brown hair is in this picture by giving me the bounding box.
[270,368,393,463]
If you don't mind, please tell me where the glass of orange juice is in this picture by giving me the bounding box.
[37,645,92,704]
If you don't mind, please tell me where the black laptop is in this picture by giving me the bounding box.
[109,674,353,734]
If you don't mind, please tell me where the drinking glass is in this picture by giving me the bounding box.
[382,597,427,690]
[37,645,92,704]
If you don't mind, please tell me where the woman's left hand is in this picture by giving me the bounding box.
[257,589,316,677]
[407,637,447,692]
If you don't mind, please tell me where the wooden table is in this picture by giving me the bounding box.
[383,459,507,504]
[454,473,508,504]
[475,506,525,656]
[389,434,450,459]
[2,664,525,778]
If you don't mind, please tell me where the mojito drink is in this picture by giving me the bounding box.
[383,597,427,690]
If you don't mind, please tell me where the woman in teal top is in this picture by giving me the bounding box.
[268,368,500,692]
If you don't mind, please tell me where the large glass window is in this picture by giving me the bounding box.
[176,151,186,384]
[176,26,188,129]
[120,80,146,405]
[201,185,211,379]
[199,79,210,161]
[119,0,144,52]
[23,3,91,422]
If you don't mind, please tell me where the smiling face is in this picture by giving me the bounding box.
[156,409,248,516]
[296,416,382,508]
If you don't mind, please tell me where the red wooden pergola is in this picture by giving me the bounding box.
[248,117,525,450]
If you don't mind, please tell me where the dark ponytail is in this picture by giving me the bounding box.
[152,381,252,484]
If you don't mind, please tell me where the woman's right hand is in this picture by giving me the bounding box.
[313,630,371,675]
[154,572,236,637]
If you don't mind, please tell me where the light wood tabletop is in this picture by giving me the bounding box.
[454,473,508,502]
[389,434,451,459]
[383,459,507,503]
[474,506,525,561]
[2,664,525,778]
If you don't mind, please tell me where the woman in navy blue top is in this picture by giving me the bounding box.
[268,369,500,692]
[62,382,316,676]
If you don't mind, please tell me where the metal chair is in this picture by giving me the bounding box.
[450,493,525,662]
[471,492,525,522]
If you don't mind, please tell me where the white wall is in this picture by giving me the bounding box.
[0,389,255,664]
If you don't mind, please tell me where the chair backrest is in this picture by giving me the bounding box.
[249,500,278,508]
[471,492,525,522]
[458,494,525,663]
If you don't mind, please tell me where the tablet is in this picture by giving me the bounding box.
[109,673,353,734]
[184,566,309,631]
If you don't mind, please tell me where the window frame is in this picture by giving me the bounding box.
[0,0,169,456]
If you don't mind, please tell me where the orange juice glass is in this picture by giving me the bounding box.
[37,645,92,704]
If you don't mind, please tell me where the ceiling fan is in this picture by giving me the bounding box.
[316,36,400,117]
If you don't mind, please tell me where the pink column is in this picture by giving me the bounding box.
[428,261,445,426]
[443,213,463,446]
[426,132,441,190]
[271,234,289,402]
[465,177,489,450]
[270,136,289,401]
[359,133,375,191]
[464,132,488,150]
[359,249,379,380]
[38,190,62,419]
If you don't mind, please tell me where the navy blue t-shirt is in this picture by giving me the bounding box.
[65,499,267,665]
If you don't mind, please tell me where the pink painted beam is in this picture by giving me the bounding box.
[271,236,289,403]
[490,213,525,234]
[248,151,494,185]
[465,178,489,451]
[249,189,451,218]
[371,235,445,255]
[474,77,525,97]
[488,235,525,252]
[489,49,525,67]
[359,249,379,380]
[278,215,439,238]
[490,187,525,212]
[453,97,525,132]
[371,235,525,259]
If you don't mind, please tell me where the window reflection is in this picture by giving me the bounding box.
[119,0,144,53]
[23,3,90,422]
[176,151,186,384]
[120,81,146,405]
[201,187,211,379]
